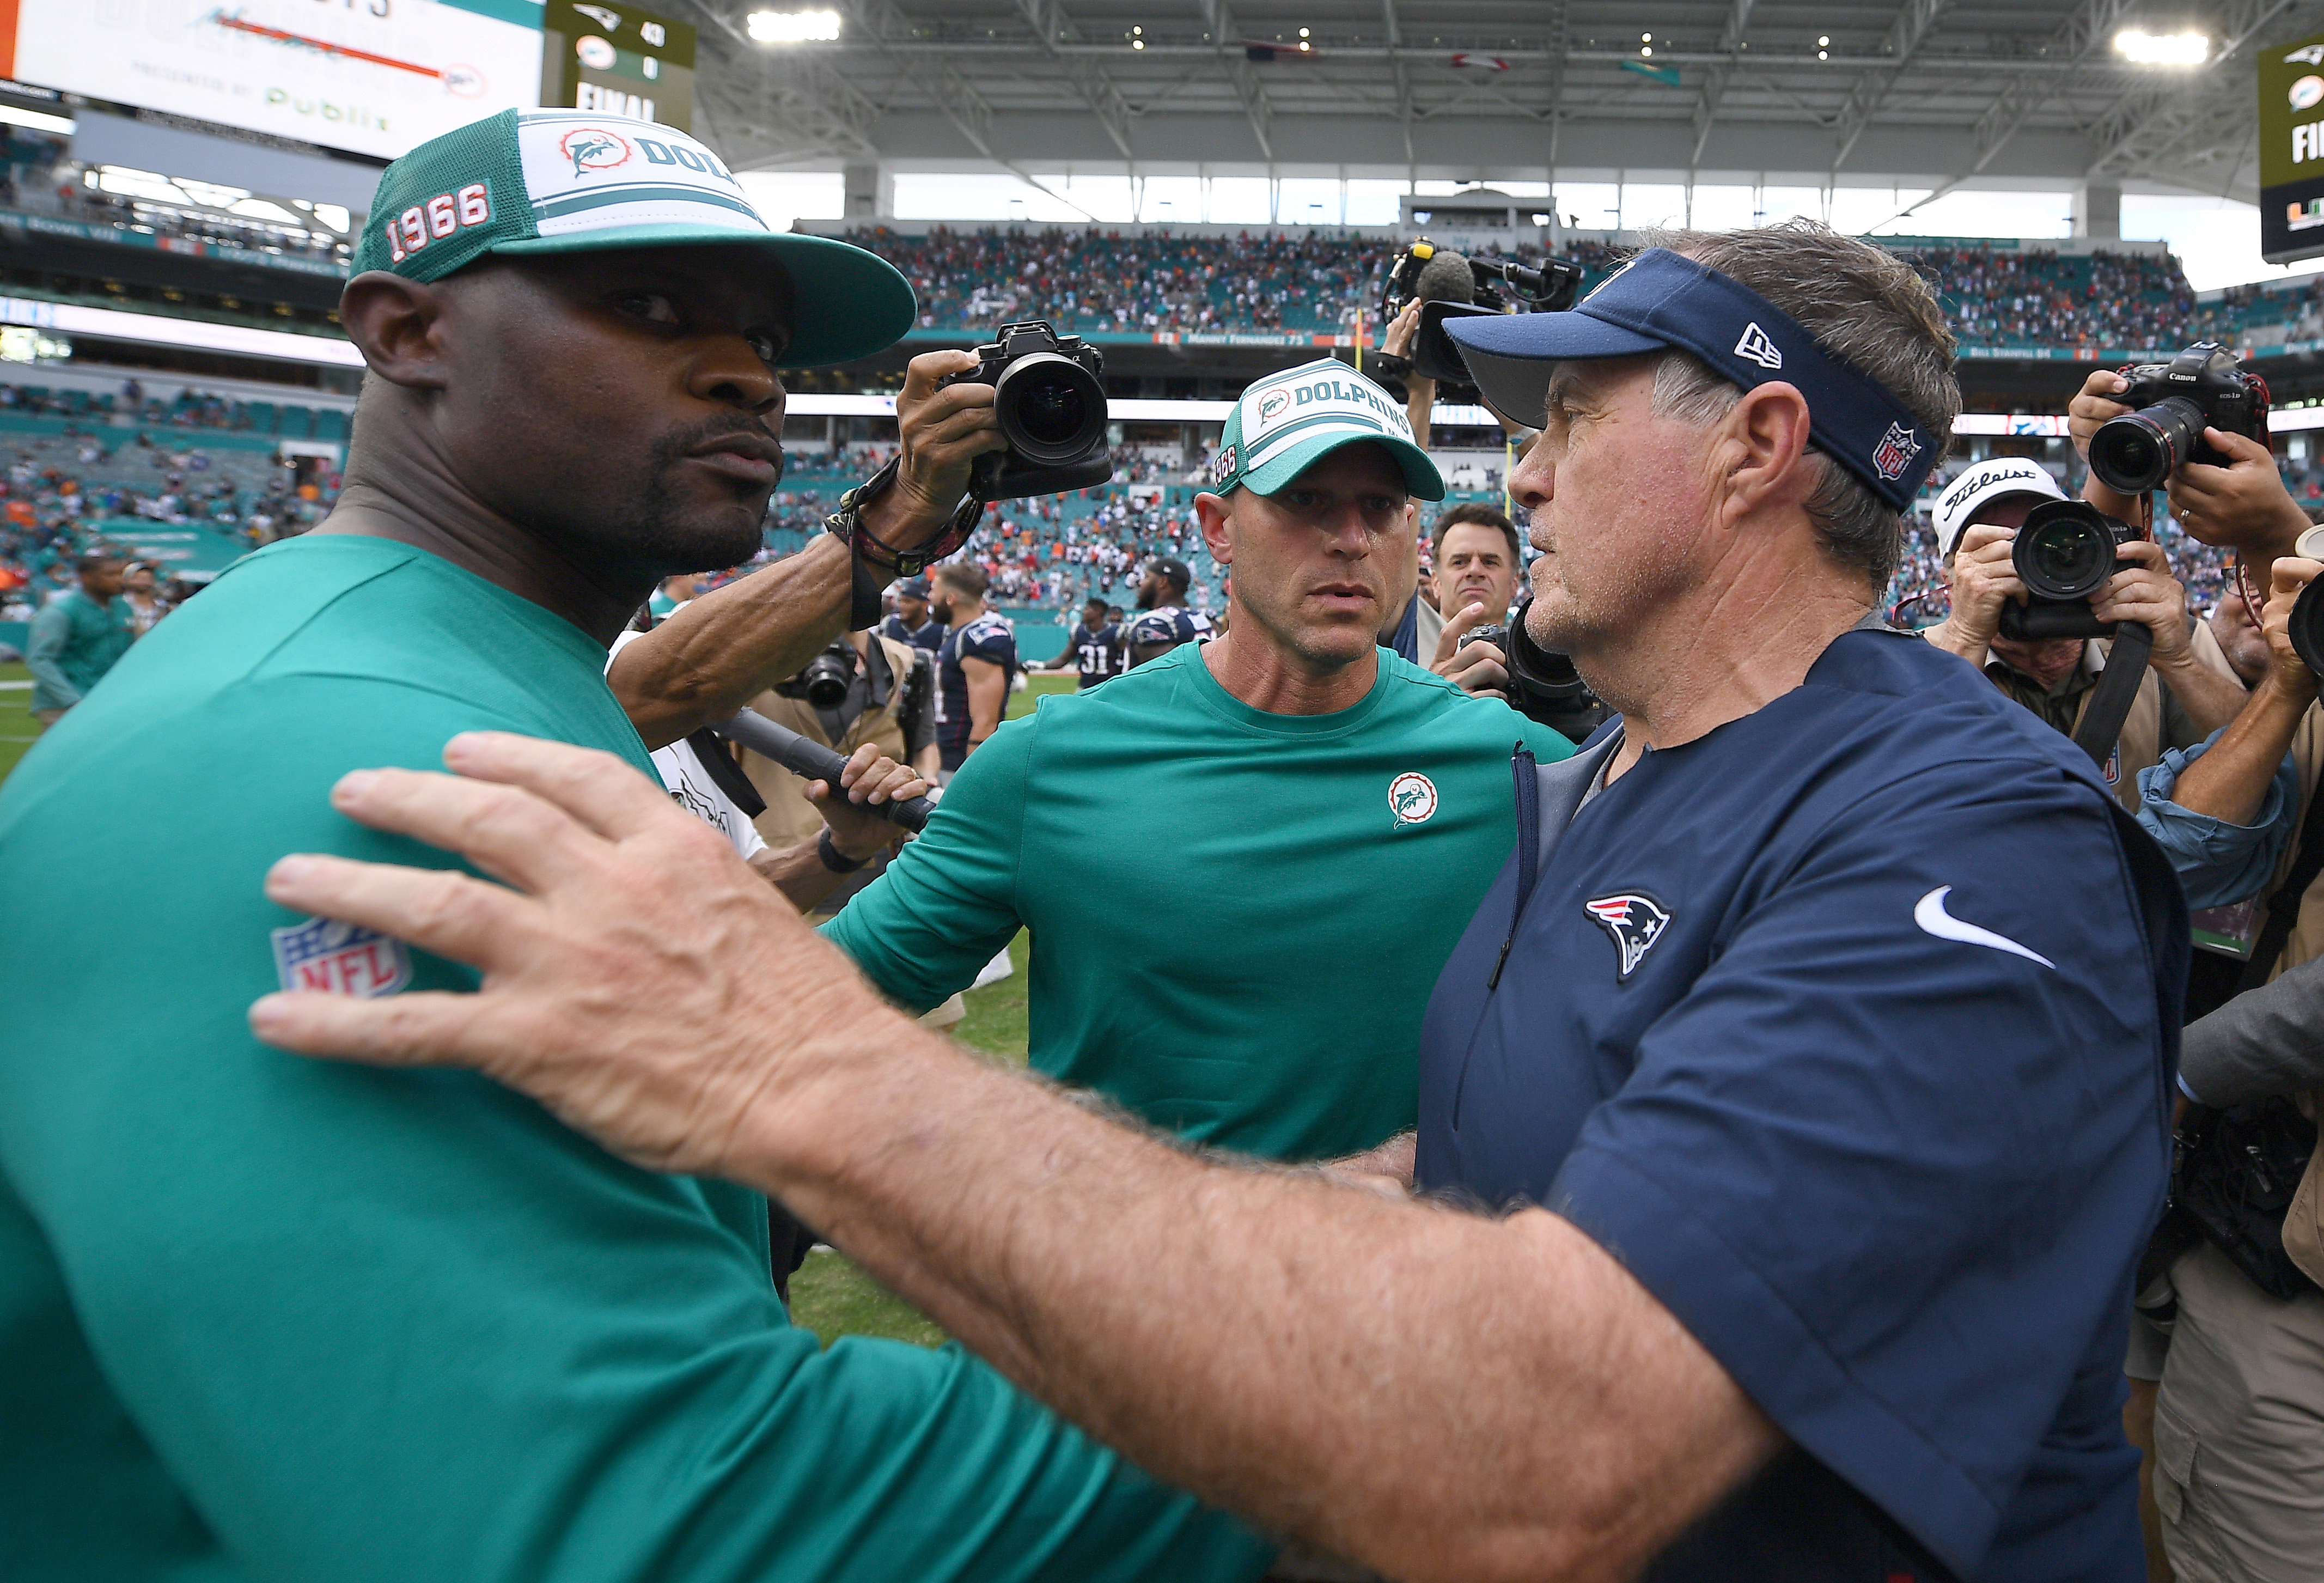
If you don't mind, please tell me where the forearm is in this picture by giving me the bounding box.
[2155,655,2249,738]
[2172,678,2311,824]
[24,627,75,702]
[1405,378,1435,448]
[609,537,851,750]
[2182,956,2324,1106]
[1920,617,1988,667]
[761,1008,1776,1583]
[749,839,855,911]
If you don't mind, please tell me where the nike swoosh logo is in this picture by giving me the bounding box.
[1914,886,2054,970]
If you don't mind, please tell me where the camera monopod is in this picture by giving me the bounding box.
[712,713,935,834]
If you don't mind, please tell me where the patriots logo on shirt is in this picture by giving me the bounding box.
[269,915,412,998]
[1584,892,1672,981]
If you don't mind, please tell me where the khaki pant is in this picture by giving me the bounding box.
[2152,1241,2324,1581]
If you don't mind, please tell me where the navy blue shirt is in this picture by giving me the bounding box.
[880,612,945,654]
[1417,628,2183,1583]
[937,612,1018,771]
[1123,606,1212,666]
[1068,621,1121,689]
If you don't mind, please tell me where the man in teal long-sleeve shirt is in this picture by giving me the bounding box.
[823,360,1572,1164]
[26,552,131,723]
[0,111,1271,1583]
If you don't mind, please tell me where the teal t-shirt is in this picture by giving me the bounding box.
[824,641,1573,1162]
[0,535,1269,1583]
[25,587,134,710]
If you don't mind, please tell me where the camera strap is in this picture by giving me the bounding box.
[683,728,768,820]
[2069,622,2152,771]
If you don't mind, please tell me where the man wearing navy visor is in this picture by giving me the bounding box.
[244,223,2186,1583]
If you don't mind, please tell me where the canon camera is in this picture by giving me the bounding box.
[936,320,1113,500]
[1377,240,1582,385]
[1997,499,2140,642]
[2088,342,2270,495]
[773,638,856,709]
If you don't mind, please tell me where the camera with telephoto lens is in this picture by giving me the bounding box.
[1996,499,2142,642]
[2087,342,2270,495]
[1376,240,1583,387]
[936,320,1113,501]
[1463,594,1613,744]
[774,638,856,709]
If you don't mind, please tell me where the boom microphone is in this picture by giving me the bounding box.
[713,712,935,833]
[1414,249,1477,305]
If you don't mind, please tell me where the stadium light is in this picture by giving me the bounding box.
[748,10,841,43]
[2115,29,2207,65]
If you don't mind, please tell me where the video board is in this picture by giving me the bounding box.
[5,0,547,162]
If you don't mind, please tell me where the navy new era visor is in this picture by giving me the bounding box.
[1444,248,1941,512]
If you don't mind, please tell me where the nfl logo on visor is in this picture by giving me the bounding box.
[1872,422,1922,484]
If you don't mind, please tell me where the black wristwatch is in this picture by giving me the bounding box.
[816,826,868,874]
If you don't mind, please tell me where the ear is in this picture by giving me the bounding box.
[1713,381,1815,526]
[339,270,454,393]
[1193,490,1235,565]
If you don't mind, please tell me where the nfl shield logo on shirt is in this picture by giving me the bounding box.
[270,916,413,998]
[1584,892,1673,981]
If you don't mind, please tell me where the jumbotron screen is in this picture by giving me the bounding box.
[4,0,548,161]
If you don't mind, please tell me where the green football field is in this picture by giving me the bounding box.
[0,662,34,783]
[0,658,1077,1350]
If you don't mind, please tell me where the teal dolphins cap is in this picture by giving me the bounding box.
[350,108,914,368]
[1207,358,1445,500]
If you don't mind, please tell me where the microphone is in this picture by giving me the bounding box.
[713,712,935,833]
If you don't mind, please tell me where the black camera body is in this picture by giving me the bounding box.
[936,320,1113,501]
[1469,595,1614,744]
[774,638,857,709]
[1997,499,2140,642]
[1377,240,1582,385]
[2088,342,2270,495]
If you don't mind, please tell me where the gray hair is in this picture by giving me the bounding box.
[1639,220,1959,592]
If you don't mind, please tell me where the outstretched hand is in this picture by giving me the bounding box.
[248,732,913,1180]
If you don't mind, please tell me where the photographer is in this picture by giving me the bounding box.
[1920,456,2245,792]
[2083,345,2324,1578]
[739,625,937,876]
[1420,503,1525,702]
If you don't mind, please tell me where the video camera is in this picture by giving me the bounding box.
[1461,593,1613,744]
[936,320,1114,501]
[1997,499,2141,642]
[1377,239,1583,386]
[2088,341,2270,495]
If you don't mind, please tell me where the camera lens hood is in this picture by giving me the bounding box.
[2090,397,2206,495]
[2011,499,2129,604]
[993,352,1108,465]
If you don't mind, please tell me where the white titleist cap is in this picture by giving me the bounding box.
[1931,458,2067,558]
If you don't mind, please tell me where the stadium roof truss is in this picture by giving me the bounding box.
[668,0,2324,203]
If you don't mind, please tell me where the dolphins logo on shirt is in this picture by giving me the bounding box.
[1584,892,1672,981]
[1389,771,1438,826]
